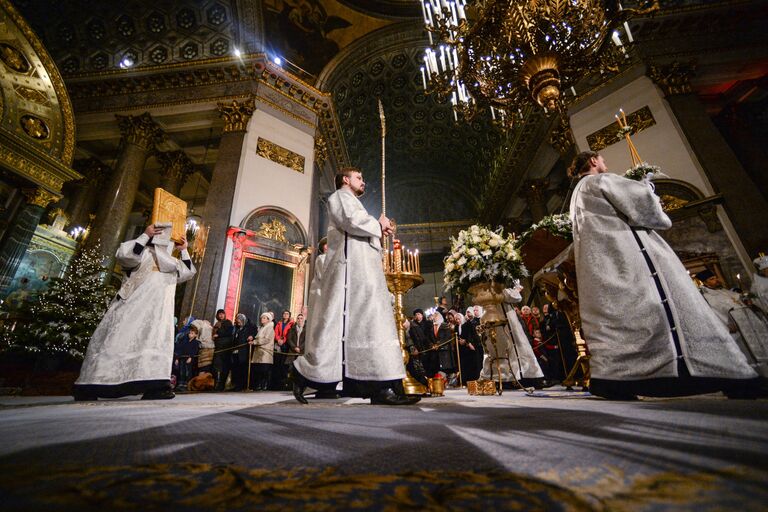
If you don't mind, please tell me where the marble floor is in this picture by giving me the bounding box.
[1,389,767,510]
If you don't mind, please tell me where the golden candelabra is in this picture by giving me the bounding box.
[383,238,426,396]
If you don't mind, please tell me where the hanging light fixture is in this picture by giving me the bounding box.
[419,0,658,127]
[185,128,212,245]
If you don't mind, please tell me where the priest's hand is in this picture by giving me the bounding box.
[145,224,164,237]
[175,236,188,251]
[379,214,394,237]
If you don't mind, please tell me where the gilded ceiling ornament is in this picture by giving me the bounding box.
[116,112,165,150]
[587,106,656,152]
[256,138,305,174]
[13,85,50,105]
[0,42,30,73]
[20,114,50,140]
[256,219,289,244]
[73,158,110,186]
[217,97,256,133]
[22,187,59,208]
[648,61,696,97]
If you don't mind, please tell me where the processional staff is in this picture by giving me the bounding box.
[378,98,390,252]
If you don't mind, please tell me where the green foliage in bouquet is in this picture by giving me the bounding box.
[624,162,662,181]
[515,213,573,247]
[443,225,528,295]
[0,244,115,359]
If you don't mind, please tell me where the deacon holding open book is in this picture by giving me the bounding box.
[73,190,196,401]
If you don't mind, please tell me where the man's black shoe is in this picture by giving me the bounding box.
[73,392,98,401]
[314,390,341,399]
[370,387,421,405]
[290,367,308,404]
[141,389,175,400]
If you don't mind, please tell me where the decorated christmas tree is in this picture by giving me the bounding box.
[1,244,115,359]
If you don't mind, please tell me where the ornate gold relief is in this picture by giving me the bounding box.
[256,219,289,244]
[587,106,656,152]
[218,98,256,133]
[659,194,689,212]
[549,115,576,155]
[22,187,59,208]
[1,0,76,166]
[14,84,50,105]
[648,61,696,97]
[116,112,165,150]
[256,137,305,174]
[20,114,50,140]
[314,135,329,168]
[0,42,30,73]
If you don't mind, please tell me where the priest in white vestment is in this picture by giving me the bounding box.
[481,285,545,388]
[292,167,418,405]
[73,223,196,400]
[568,151,758,399]
[751,254,768,314]
[698,269,768,378]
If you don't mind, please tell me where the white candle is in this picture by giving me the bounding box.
[452,48,459,68]
[430,51,438,74]
[439,46,447,71]
[612,31,623,46]
[457,0,466,19]
[624,22,634,42]
[491,106,496,120]
[421,66,427,89]
[450,1,458,24]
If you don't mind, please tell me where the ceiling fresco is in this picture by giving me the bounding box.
[261,0,390,77]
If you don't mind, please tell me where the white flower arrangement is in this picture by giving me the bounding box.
[515,213,573,247]
[624,162,661,181]
[443,225,528,294]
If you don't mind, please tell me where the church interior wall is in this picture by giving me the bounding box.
[215,108,316,315]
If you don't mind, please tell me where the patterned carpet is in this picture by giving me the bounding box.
[1,390,766,511]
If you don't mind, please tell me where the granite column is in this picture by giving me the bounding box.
[156,150,193,197]
[87,113,164,269]
[184,98,255,322]
[0,188,59,295]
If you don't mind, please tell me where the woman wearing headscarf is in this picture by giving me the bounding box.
[249,312,275,391]
[192,319,215,375]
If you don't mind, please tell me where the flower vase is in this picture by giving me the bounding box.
[467,281,506,324]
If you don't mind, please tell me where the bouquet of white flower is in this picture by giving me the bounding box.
[624,162,662,181]
[515,213,573,247]
[443,225,528,294]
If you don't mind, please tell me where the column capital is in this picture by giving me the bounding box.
[518,178,550,203]
[217,97,256,133]
[116,112,166,150]
[22,187,59,208]
[156,150,194,184]
[648,61,696,97]
[72,158,110,186]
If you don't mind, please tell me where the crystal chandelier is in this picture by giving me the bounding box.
[419,0,658,127]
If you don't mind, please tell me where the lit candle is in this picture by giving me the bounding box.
[429,51,438,74]
[457,0,466,19]
[612,30,623,47]
[624,21,634,42]
[415,250,420,274]
[450,1,458,23]
[570,86,576,96]
[621,108,628,125]
[452,48,459,68]
[439,46,447,71]
[420,1,429,24]
[737,273,742,290]
[420,66,427,89]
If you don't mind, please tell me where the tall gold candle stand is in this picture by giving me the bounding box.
[383,238,427,395]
